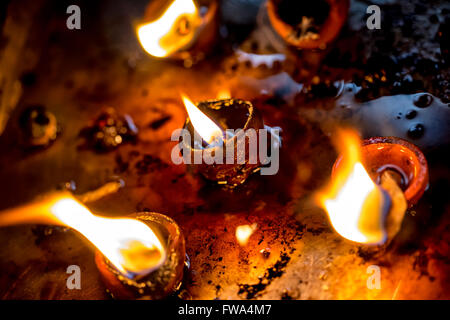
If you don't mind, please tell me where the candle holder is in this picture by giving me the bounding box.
[181,98,267,187]
[137,0,219,65]
[266,0,349,50]
[95,212,185,300]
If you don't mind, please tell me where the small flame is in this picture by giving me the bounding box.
[217,89,231,100]
[137,0,201,58]
[182,95,223,144]
[236,224,257,246]
[316,130,387,244]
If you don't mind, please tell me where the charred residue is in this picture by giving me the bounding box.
[237,252,291,299]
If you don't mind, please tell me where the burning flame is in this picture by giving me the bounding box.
[137,0,201,58]
[236,223,257,246]
[217,89,231,100]
[0,193,166,278]
[316,130,387,244]
[182,95,223,144]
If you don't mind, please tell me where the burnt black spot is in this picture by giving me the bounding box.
[135,154,169,175]
[237,253,291,299]
[281,291,294,300]
[20,72,37,87]
[357,247,378,262]
[148,115,172,130]
[306,227,325,236]
[114,154,129,173]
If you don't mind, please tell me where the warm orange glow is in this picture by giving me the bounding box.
[316,130,387,244]
[182,94,223,144]
[236,224,257,246]
[137,0,201,58]
[217,89,231,100]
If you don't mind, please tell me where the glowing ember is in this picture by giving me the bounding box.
[236,224,257,246]
[137,0,201,58]
[316,130,388,244]
[182,95,223,144]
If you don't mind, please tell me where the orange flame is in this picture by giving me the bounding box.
[316,130,387,244]
[0,193,166,278]
[236,224,257,246]
[137,0,201,58]
[182,95,223,144]
[217,89,231,100]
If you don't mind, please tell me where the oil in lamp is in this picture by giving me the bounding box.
[316,130,429,245]
[0,190,186,300]
[177,94,278,187]
[136,0,219,65]
[266,0,349,50]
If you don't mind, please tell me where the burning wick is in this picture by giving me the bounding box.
[182,94,223,146]
[315,129,430,245]
[176,93,276,187]
[137,0,201,58]
[316,130,428,245]
[95,212,186,300]
[0,191,186,299]
[51,197,166,278]
[136,0,219,62]
[316,130,392,244]
[236,223,257,246]
[0,192,165,278]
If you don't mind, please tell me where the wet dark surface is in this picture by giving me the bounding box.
[0,0,449,299]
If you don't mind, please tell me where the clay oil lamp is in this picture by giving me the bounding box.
[266,0,350,50]
[359,136,429,207]
[0,191,186,300]
[177,94,274,188]
[95,211,185,300]
[136,0,219,66]
[316,129,428,245]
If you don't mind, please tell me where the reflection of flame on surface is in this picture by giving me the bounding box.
[137,0,201,58]
[316,130,387,244]
[0,193,166,278]
[182,94,223,144]
[236,223,257,246]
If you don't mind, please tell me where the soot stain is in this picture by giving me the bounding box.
[237,252,291,299]
[135,154,169,175]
